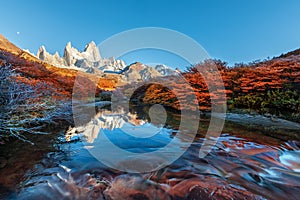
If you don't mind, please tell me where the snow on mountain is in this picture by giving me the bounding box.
[155,64,179,76]
[37,41,126,73]
[36,41,179,84]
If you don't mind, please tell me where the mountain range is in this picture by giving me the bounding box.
[35,41,178,82]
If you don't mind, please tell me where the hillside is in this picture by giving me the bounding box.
[0,35,117,99]
[127,51,300,119]
[0,34,22,54]
[278,48,300,58]
[0,35,118,143]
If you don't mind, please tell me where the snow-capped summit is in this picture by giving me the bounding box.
[37,41,126,72]
[84,41,101,61]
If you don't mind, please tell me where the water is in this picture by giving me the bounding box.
[1,106,300,199]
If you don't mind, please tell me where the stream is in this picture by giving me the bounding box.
[0,105,300,199]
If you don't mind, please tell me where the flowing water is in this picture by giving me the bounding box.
[1,105,300,199]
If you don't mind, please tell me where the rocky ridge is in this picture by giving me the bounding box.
[155,64,179,76]
[37,41,127,73]
[36,41,178,83]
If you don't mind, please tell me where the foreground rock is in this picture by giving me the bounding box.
[104,174,265,200]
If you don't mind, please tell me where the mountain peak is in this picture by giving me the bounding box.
[66,41,72,48]
[33,40,127,75]
[38,45,46,52]
[54,51,61,59]
[36,44,66,66]
[85,41,97,48]
[84,41,101,61]
[155,64,178,76]
[37,45,47,60]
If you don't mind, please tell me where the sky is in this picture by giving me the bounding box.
[1,0,300,69]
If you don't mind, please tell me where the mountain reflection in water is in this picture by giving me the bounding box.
[10,106,300,199]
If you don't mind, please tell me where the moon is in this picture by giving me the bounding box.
[16,32,20,35]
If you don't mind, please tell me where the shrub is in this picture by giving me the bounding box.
[0,62,72,144]
[233,89,300,118]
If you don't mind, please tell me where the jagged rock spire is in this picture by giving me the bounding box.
[84,41,101,61]
[37,45,47,60]
[36,40,126,72]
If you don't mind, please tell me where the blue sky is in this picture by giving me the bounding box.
[1,0,300,69]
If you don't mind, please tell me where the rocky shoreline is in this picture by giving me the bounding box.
[211,111,300,140]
